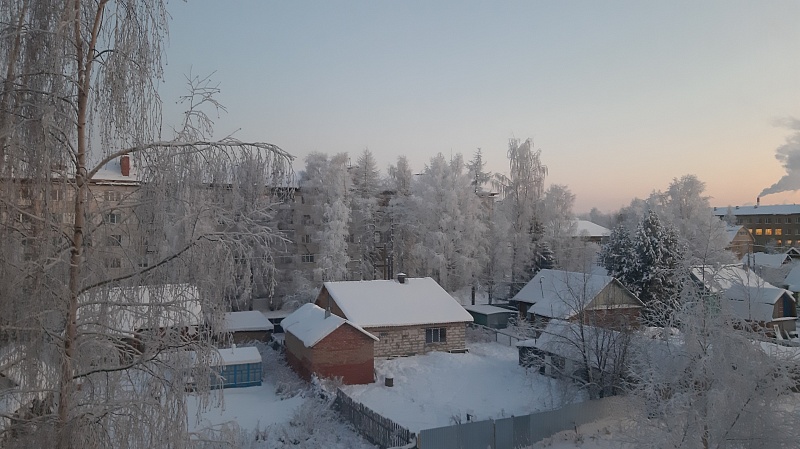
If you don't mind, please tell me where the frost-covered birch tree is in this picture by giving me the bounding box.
[0,1,292,447]
[408,153,486,291]
[301,152,351,281]
[493,138,548,295]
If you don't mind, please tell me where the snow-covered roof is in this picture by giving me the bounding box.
[783,264,800,291]
[724,225,751,244]
[516,321,624,368]
[463,304,516,316]
[223,311,274,332]
[741,252,791,268]
[216,346,262,365]
[691,265,796,323]
[713,204,800,216]
[323,277,473,328]
[78,284,203,336]
[282,303,377,348]
[512,270,639,319]
[571,220,610,238]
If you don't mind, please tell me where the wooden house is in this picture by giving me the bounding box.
[314,275,473,357]
[691,264,798,338]
[282,303,378,385]
[221,311,274,344]
[725,225,754,259]
[511,269,643,330]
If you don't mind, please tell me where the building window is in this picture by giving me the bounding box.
[105,212,121,224]
[425,327,447,344]
[302,215,312,225]
[788,240,794,246]
[103,190,123,202]
[374,231,381,244]
[106,234,122,246]
[765,218,772,224]
[50,189,63,201]
[777,240,783,246]
[776,229,783,236]
[105,257,121,268]
[796,217,800,224]
[756,218,762,224]
[301,254,315,263]
[301,234,311,244]
[766,229,773,236]
[755,229,763,235]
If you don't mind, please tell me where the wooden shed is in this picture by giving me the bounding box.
[282,303,378,385]
[222,311,274,344]
[210,346,263,389]
[463,304,515,329]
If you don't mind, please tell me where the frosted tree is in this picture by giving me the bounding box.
[493,138,548,295]
[650,175,733,265]
[386,156,415,276]
[408,153,487,291]
[301,152,352,281]
[466,148,492,193]
[600,225,638,293]
[628,280,800,448]
[482,198,512,304]
[633,210,686,324]
[0,2,292,447]
[350,149,382,279]
[540,184,578,268]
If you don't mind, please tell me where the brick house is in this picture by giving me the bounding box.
[314,275,474,357]
[511,269,643,330]
[282,303,378,385]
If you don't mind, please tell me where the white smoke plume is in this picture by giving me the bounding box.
[760,117,800,197]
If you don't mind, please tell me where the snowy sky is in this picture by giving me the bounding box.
[159,0,800,213]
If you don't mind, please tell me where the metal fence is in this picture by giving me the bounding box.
[467,323,526,347]
[334,388,415,449]
[417,396,623,449]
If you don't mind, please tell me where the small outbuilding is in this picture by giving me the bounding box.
[210,346,263,389]
[282,303,378,385]
[222,311,274,344]
[463,304,515,329]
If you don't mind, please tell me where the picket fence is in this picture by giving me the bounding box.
[333,388,415,448]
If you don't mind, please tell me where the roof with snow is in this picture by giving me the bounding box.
[78,284,203,336]
[725,225,751,244]
[322,277,473,328]
[282,303,377,348]
[571,220,610,238]
[741,252,792,268]
[463,304,516,315]
[223,311,274,332]
[713,204,800,216]
[783,264,800,291]
[691,265,796,323]
[516,321,625,368]
[216,346,262,365]
[512,269,641,319]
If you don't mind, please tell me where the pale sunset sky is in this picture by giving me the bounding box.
[159,0,800,213]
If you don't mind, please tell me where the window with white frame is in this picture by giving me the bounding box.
[425,327,447,344]
[301,254,315,263]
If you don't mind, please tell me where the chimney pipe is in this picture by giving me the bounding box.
[120,155,130,177]
[397,273,406,284]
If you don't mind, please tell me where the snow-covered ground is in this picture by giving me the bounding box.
[342,342,583,433]
[185,345,377,448]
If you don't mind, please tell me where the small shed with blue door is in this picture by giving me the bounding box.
[463,304,515,329]
[211,346,262,389]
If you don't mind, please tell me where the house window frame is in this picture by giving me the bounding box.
[301,254,315,263]
[425,327,447,344]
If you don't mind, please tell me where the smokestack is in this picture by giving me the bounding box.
[397,273,406,284]
[120,155,130,177]
[757,197,760,207]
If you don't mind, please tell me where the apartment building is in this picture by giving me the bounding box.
[713,203,800,251]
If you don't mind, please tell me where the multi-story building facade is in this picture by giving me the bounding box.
[713,204,800,252]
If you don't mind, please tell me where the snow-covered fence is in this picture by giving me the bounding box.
[334,388,415,448]
[417,396,623,449]
[467,323,526,347]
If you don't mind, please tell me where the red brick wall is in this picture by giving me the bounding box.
[285,323,374,384]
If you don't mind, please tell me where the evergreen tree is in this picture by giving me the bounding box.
[600,225,638,293]
[633,210,685,324]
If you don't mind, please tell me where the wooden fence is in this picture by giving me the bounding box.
[467,323,526,347]
[333,388,415,448]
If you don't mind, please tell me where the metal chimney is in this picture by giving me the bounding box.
[397,273,407,284]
